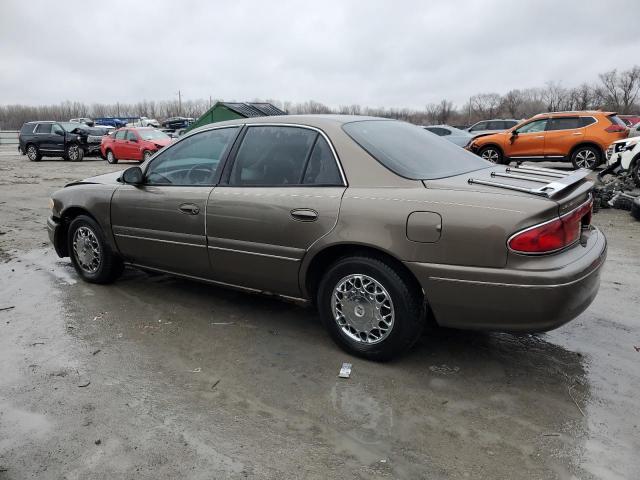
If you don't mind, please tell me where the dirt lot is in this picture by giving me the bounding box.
[0,145,638,479]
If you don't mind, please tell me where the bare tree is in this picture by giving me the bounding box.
[469,93,502,119]
[597,66,640,113]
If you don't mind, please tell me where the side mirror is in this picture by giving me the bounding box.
[511,130,518,137]
[55,129,65,136]
[122,166,143,185]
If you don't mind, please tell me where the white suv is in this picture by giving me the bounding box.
[605,136,640,186]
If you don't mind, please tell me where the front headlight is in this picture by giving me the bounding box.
[48,198,54,210]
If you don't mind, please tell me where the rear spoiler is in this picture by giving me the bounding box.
[468,165,591,198]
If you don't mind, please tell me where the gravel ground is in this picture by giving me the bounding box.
[0,145,639,479]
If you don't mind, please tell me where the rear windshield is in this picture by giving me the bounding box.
[608,115,627,127]
[342,120,491,180]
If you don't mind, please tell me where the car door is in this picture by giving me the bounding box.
[124,129,142,160]
[110,127,240,277]
[507,118,548,158]
[207,125,346,297]
[544,117,582,157]
[113,129,127,158]
[33,123,56,152]
[51,123,67,151]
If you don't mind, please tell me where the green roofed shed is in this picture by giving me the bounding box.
[186,102,287,132]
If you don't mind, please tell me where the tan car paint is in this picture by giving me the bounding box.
[49,115,607,333]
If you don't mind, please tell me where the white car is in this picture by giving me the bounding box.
[467,119,519,137]
[605,136,640,186]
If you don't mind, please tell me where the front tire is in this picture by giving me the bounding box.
[26,144,41,161]
[68,215,123,284]
[571,146,600,169]
[143,150,152,162]
[478,146,506,164]
[317,256,424,361]
[106,149,118,164]
[66,144,84,162]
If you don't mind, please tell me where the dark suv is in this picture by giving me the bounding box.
[18,121,106,162]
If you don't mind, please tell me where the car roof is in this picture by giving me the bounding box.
[532,111,615,118]
[189,114,390,132]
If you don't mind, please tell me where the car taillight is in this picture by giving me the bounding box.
[604,125,626,133]
[508,199,593,254]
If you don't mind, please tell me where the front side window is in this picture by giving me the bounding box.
[229,126,318,186]
[487,121,505,130]
[343,120,490,180]
[469,122,487,132]
[145,127,238,186]
[126,130,138,141]
[516,119,548,134]
[115,130,126,140]
[35,123,52,134]
[52,124,65,135]
[426,127,450,136]
[547,117,580,131]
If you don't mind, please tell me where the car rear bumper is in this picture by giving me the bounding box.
[405,227,607,332]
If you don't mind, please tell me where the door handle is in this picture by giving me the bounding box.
[290,208,318,222]
[572,132,583,135]
[534,135,544,139]
[179,203,200,215]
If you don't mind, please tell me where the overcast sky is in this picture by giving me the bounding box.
[1,0,639,109]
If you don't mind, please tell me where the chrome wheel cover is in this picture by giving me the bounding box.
[72,226,101,274]
[575,149,596,168]
[144,151,151,160]
[481,149,500,163]
[68,145,79,160]
[106,151,114,163]
[27,146,37,160]
[331,274,395,344]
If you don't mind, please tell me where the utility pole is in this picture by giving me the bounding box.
[177,90,182,116]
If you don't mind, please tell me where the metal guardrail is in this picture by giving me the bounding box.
[0,131,19,145]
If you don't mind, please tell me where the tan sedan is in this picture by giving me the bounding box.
[48,115,606,360]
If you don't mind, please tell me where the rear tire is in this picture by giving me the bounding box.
[68,215,123,284]
[106,149,118,164]
[478,146,506,164]
[317,256,424,361]
[26,144,41,161]
[571,146,600,169]
[66,144,84,162]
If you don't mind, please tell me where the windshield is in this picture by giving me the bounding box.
[342,120,491,180]
[60,122,81,132]
[139,129,170,140]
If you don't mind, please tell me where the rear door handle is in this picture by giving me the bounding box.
[290,208,318,222]
[179,203,200,215]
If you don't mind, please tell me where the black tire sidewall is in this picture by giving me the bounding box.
[67,215,121,283]
[317,257,423,361]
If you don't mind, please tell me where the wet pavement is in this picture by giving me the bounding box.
[0,147,639,479]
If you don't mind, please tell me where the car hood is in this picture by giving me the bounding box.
[65,171,123,187]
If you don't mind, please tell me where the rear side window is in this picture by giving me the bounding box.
[229,126,317,186]
[35,123,52,134]
[547,117,580,131]
[487,121,505,130]
[579,117,597,127]
[343,120,490,180]
[20,123,35,134]
[302,136,342,185]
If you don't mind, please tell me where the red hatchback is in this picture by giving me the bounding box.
[101,127,173,164]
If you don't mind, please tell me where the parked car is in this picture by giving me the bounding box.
[47,116,606,360]
[18,121,106,161]
[618,115,640,127]
[467,111,629,168]
[423,125,473,147]
[627,123,640,138]
[127,116,161,128]
[162,117,194,130]
[467,119,519,137]
[603,136,640,186]
[70,117,95,127]
[100,127,172,163]
[95,117,127,128]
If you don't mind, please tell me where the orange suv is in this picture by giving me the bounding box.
[467,111,628,168]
